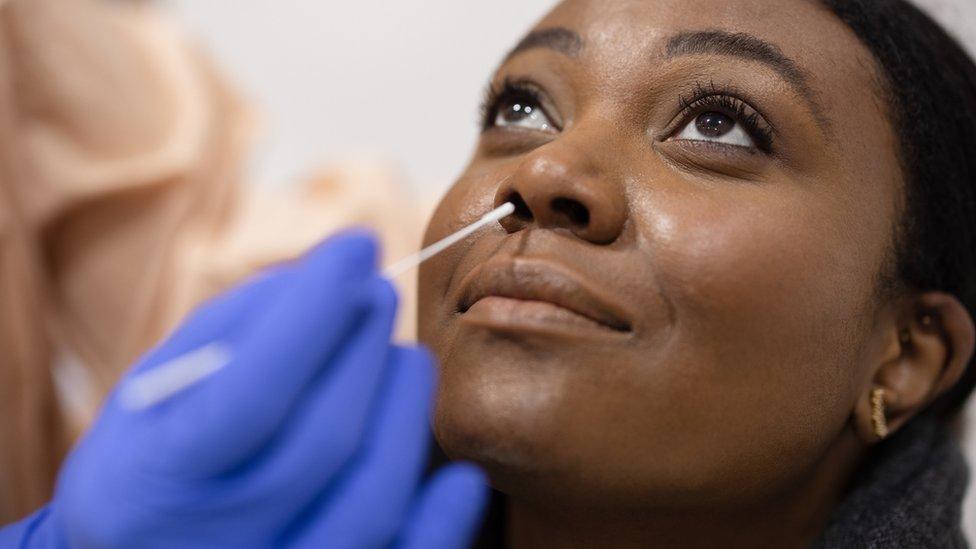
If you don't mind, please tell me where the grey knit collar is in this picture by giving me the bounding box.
[814,416,970,548]
[470,416,971,548]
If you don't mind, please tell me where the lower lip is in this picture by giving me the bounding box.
[460,296,625,338]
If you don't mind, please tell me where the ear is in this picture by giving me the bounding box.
[853,292,975,444]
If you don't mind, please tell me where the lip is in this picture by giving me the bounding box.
[456,257,634,336]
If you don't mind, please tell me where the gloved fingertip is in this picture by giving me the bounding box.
[365,275,400,315]
[394,344,436,367]
[307,229,381,273]
[391,345,438,390]
[438,462,490,503]
[394,462,490,549]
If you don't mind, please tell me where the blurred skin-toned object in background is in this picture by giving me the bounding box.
[0,0,421,521]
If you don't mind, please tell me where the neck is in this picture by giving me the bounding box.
[506,428,864,549]
[508,497,825,549]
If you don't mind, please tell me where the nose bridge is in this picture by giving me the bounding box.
[494,121,629,245]
[529,117,619,182]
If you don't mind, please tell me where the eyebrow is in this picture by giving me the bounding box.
[666,30,831,132]
[505,27,583,62]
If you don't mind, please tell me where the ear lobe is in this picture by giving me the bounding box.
[854,292,975,445]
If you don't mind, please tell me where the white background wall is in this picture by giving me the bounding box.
[160,0,976,195]
[160,0,555,194]
[162,0,976,539]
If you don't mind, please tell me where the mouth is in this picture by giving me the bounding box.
[456,257,634,337]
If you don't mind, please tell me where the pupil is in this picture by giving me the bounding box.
[696,112,734,137]
[503,101,530,122]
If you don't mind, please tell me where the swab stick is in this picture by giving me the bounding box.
[383,202,515,279]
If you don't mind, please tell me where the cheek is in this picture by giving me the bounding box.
[638,182,880,450]
[656,199,863,322]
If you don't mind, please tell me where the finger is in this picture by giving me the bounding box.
[140,231,383,476]
[125,265,294,377]
[395,464,490,549]
[284,346,437,549]
[217,277,399,523]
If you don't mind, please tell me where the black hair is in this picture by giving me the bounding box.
[820,0,976,418]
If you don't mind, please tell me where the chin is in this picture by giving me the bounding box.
[431,339,575,479]
[432,399,578,507]
[432,376,640,511]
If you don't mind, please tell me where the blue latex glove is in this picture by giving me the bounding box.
[1,231,488,548]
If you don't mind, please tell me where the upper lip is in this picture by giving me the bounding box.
[456,256,634,333]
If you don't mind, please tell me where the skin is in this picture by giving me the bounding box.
[417,0,976,547]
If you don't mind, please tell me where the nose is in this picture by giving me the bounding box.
[493,145,628,245]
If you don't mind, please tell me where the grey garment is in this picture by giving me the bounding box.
[468,415,971,548]
[814,415,970,548]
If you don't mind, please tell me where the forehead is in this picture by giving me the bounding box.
[542,0,862,62]
[534,0,881,116]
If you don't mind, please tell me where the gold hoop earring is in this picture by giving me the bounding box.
[871,388,889,440]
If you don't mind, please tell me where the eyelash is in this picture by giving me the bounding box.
[480,78,551,132]
[676,82,775,152]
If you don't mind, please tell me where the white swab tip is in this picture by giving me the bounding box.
[493,202,516,218]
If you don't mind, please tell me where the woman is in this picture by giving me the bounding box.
[418,0,976,546]
[3,0,975,547]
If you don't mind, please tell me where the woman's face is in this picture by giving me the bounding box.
[419,0,901,511]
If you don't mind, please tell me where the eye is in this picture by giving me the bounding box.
[675,111,755,148]
[669,85,775,153]
[495,97,554,132]
[482,79,558,133]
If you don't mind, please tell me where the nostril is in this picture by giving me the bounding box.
[551,197,590,227]
[506,192,534,222]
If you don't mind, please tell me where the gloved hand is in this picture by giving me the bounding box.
[1,231,488,548]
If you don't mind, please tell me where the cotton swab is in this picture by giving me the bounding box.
[383,202,515,279]
[119,202,515,411]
